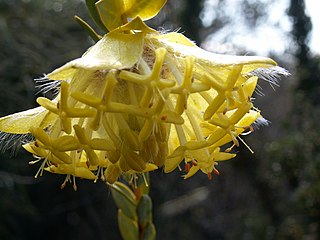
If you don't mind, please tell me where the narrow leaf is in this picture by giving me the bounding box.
[118,210,139,240]
[111,181,137,220]
[74,15,101,42]
[137,194,152,228]
[85,0,109,32]
[141,222,156,240]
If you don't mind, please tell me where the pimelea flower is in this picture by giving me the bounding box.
[0,0,289,189]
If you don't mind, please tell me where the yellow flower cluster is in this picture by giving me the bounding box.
[0,11,288,188]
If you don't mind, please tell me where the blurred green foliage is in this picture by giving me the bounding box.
[0,0,319,239]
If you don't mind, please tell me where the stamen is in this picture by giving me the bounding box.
[60,177,68,189]
[73,175,77,191]
[165,56,183,85]
[133,174,138,189]
[156,87,167,102]
[139,58,152,75]
[142,173,149,187]
[225,143,236,153]
[228,130,240,147]
[237,136,254,154]
[34,158,48,178]
[236,125,254,135]
[213,168,220,176]
[29,158,42,165]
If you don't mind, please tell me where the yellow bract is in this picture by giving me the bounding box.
[0,2,287,187]
[96,0,167,31]
[0,107,54,134]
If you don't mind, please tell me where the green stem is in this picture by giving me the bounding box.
[111,173,156,240]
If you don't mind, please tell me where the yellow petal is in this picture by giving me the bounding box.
[149,32,277,73]
[52,136,80,152]
[149,32,196,47]
[125,0,167,21]
[90,138,115,151]
[114,16,156,34]
[46,165,97,180]
[96,0,127,31]
[0,107,55,134]
[46,68,77,81]
[184,165,200,179]
[75,167,98,180]
[127,163,158,174]
[213,152,236,161]
[164,146,186,173]
[47,24,147,78]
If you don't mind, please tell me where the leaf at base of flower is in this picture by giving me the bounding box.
[118,209,139,240]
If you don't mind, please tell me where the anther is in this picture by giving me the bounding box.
[60,179,67,189]
[223,108,228,115]
[192,159,198,166]
[160,115,167,121]
[73,176,77,191]
[185,163,190,173]
[240,126,254,135]
[225,143,236,152]
[213,168,220,176]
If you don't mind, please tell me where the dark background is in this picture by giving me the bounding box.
[0,0,319,239]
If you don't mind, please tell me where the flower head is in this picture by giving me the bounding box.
[0,1,289,187]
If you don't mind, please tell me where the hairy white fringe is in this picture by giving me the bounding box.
[157,26,170,34]
[254,84,265,96]
[0,131,33,155]
[34,75,61,97]
[246,66,290,89]
[252,116,271,130]
[157,26,182,34]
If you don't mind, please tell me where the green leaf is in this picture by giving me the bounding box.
[112,181,137,202]
[137,194,152,228]
[74,15,101,42]
[111,181,137,220]
[141,222,156,240]
[85,0,109,32]
[118,210,139,240]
